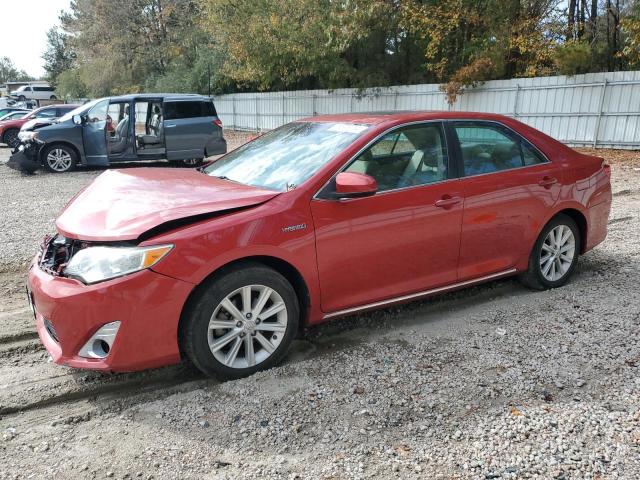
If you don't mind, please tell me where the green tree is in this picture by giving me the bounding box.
[56,69,88,99]
[61,0,202,96]
[0,57,33,85]
[42,27,76,86]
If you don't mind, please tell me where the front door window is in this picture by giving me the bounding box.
[344,123,449,191]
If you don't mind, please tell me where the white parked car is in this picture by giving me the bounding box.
[9,85,57,102]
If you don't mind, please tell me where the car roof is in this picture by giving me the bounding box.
[31,104,79,112]
[298,111,517,125]
[107,93,211,102]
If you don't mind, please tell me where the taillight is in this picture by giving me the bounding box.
[603,163,611,179]
[213,119,223,128]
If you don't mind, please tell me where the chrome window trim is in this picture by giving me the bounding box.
[313,119,451,200]
[313,118,552,201]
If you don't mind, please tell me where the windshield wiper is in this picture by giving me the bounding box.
[212,174,243,185]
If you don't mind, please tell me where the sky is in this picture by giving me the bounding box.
[0,0,71,78]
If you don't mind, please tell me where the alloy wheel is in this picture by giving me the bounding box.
[540,224,575,281]
[46,148,73,172]
[207,284,288,369]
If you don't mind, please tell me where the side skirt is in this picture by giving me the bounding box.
[322,268,518,320]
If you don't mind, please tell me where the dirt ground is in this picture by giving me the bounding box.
[0,139,638,479]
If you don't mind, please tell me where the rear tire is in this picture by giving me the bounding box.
[42,144,78,173]
[181,263,299,380]
[50,95,57,100]
[2,129,19,148]
[519,214,580,290]
[182,158,204,168]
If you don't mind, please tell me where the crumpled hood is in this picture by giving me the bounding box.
[56,168,280,241]
[21,118,54,131]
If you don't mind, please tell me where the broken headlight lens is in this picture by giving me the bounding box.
[63,245,173,284]
[18,131,38,142]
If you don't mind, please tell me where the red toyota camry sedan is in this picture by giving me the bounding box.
[27,112,611,379]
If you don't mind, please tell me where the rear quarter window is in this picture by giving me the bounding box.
[202,101,217,117]
[165,101,217,120]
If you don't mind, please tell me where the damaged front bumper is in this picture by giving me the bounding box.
[6,142,41,174]
[28,236,192,372]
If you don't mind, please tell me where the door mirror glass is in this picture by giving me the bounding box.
[72,115,83,125]
[334,172,377,199]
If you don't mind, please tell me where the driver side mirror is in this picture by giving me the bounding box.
[333,172,378,199]
[72,114,85,126]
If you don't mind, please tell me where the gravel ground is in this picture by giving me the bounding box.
[0,139,638,479]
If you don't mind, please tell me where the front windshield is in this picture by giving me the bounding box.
[205,122,369,191]
[58,99,101,123]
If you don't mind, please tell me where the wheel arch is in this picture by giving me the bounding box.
[177,255,311,350]
[39,141,81,166]
[552,208,588,254]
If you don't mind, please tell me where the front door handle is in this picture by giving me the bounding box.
[538,176,557,188]
[165,124,177,129]
[435,195,462,209]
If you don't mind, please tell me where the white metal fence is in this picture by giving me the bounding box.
[213,70,640,149]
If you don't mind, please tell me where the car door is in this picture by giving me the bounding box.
[163,100,208,160]
[82,99,109,166]
[311,122,464,314]
[449,121,562,281]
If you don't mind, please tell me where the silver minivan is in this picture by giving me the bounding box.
[10,94,227,173]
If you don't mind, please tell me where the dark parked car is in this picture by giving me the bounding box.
[9,94,227,173]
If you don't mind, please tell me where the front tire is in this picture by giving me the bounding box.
[43,144,78,173]
[519,214,580,290]
[2,128,19,148]
[181,264,299,380]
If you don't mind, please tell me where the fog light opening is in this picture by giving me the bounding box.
[78,321,121,359]
[92,339,111,357]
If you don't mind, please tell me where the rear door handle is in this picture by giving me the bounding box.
[435,195,462,209]
[538,176,557,188]
[165,124,177,129]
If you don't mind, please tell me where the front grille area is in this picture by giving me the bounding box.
[39,235,87,277]
[44,318,59,343]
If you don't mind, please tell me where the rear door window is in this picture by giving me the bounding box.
[452,122,547,176]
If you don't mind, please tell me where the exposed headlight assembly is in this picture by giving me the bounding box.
[18,131,38,142]
[63,245,173,284]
